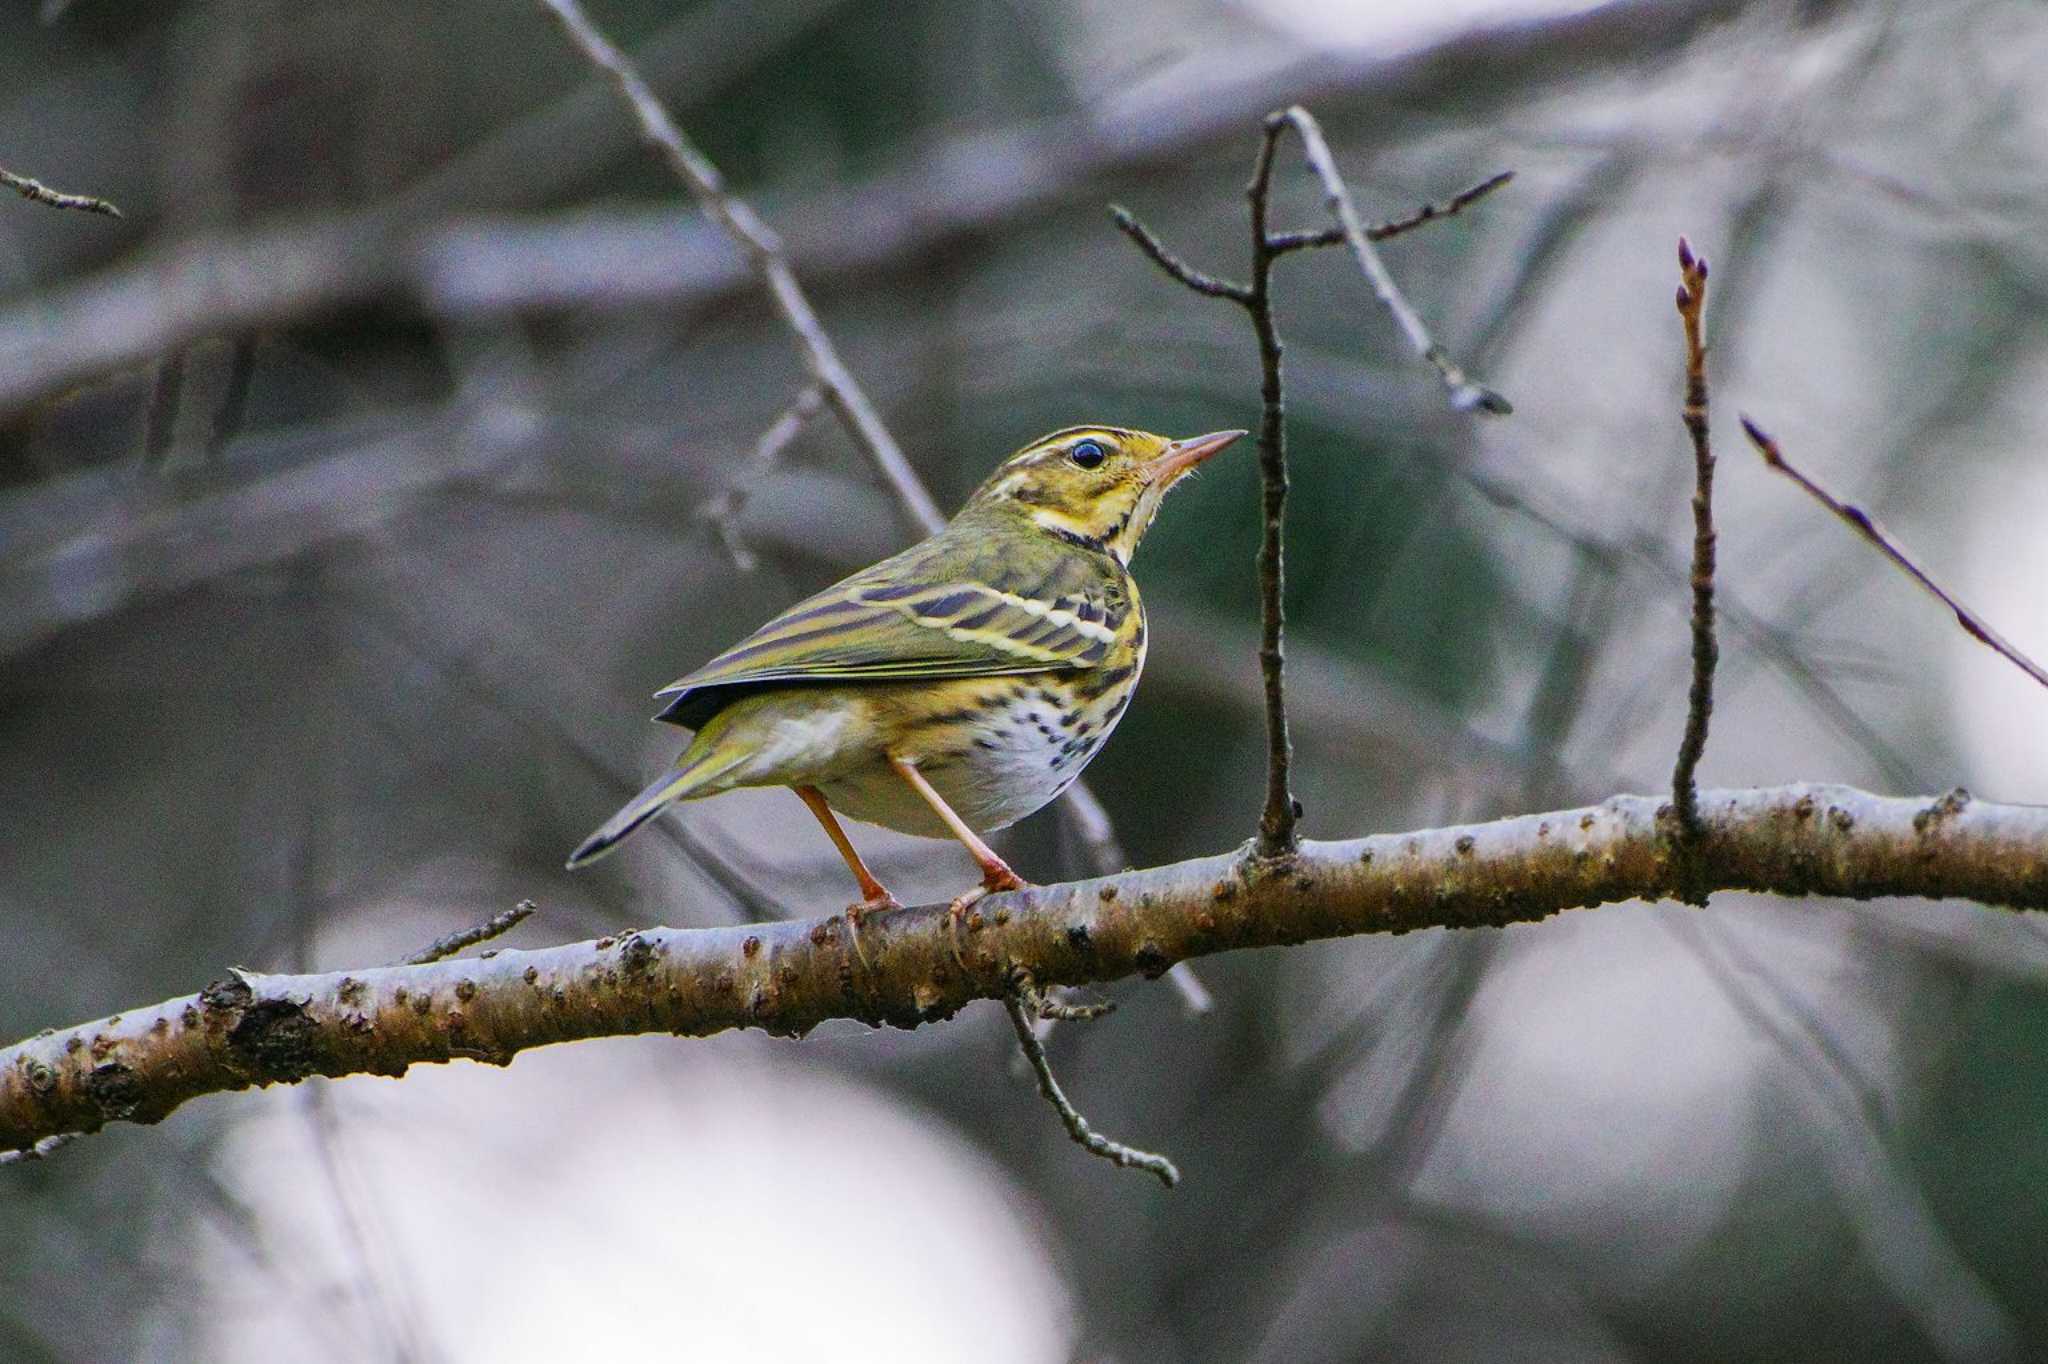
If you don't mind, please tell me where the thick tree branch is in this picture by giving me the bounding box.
[7,783,2043,1159]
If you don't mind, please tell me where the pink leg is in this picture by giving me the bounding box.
[793,785,901,918]
[886,757,1027,894]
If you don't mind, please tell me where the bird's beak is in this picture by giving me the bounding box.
[1143,428,1247,484]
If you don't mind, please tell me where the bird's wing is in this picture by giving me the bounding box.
[651,548,1124,729]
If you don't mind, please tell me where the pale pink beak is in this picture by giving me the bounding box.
[1143,428,1247,484]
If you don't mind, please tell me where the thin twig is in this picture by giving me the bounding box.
[1265,168,1515,254]
[1002,990,1178,1187]
[1740,416,2048,691]
[1112,190,1283,850]
[1054,779,1128,881]
[1107,207,1250,301]
[537,0,944,535]
[1244,121,1300,857]
[1,166,121,217]
[1672,237,1717,851]
[1269,108,1510,416]
[1034,993,1116,1023]
[697,383,826,571]
[403,901,536,966]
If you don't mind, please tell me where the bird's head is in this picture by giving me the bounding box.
[962,425,1246,563]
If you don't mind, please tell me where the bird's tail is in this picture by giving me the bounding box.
[565,746,743,869]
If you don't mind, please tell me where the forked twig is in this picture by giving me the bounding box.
[1270,107,1511,416]
[1671,237,1717,851]
[1003,989,1178,1188]
[698,383,827,571]
[537,0,944,535]
[1266,169,1514,254]
[1115,108,1513,859]
[1740,416,2048,691]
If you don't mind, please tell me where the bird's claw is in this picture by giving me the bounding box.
[843,893,901,974]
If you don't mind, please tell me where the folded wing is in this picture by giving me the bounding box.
[653,558,1123,729]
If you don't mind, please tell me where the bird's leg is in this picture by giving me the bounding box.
[886,757,1028,893]
[792,786,900,942]
[887,757,1028,965]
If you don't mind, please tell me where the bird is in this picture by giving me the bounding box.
[567,424,1246,922]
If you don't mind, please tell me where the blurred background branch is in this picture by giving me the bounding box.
[1,164,120,217]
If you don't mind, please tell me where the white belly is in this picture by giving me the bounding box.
[817,688,1116,837]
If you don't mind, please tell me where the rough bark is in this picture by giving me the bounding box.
[6,783,2042,1156]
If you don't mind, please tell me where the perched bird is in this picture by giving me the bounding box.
[568,424,1246,918]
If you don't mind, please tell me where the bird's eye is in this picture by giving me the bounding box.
[1069,439,1107,468]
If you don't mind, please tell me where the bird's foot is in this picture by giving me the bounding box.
[945,868,1029,971]
[841,892,901,974]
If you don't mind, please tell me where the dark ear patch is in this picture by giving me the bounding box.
[1008,480,1061,506]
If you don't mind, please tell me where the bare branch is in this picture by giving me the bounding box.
[1268,107,1511,416]
[537,0,946,535]
[0,0,1736,418]
[1265,168,1515,255]
[1107,207,1250,301]
[7,783,2044,1162]
[1003,991,1178,1187]
[1740,417,2048,692]
[1671,237,1718,855]
[1,165,121,218]
[404,902,537,966]
[1119,116,1517,857]
[1244,121,1300,858]
[1116,127,1517,860]
[697,384,827,571]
